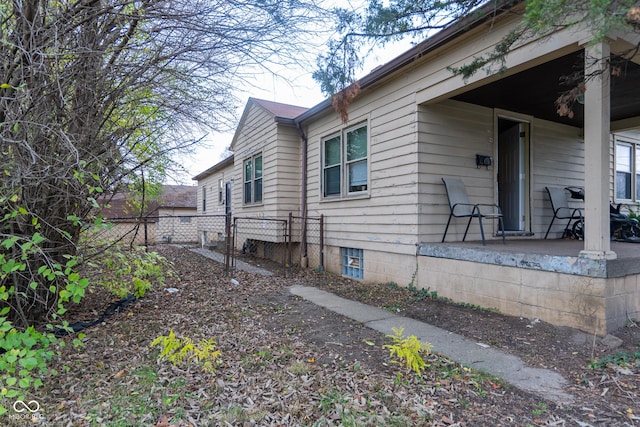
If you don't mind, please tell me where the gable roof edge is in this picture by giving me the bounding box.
[230,97,308,149]
[192,154,234,181]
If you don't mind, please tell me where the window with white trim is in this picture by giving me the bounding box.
[218,179,224,204]
[243,154,263,204]
[615,139,640,202]
[202,187,206,211]
[322,123,368,198]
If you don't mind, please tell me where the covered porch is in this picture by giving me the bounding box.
[415,35,640,335]
[416,239,640,336]
[422,25,640,260]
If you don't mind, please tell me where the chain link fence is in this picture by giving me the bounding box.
[88,215,226,247]
[290,215,324,272]
[90,213,324,276]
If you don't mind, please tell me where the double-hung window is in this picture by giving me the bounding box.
[322,123,368,198]
[615,138,640,202]
[244,154,263,204]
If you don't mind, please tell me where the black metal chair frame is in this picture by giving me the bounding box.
[441,177,506,246]
[544,186,583,239]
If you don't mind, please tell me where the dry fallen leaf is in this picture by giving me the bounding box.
[155,415,173,427]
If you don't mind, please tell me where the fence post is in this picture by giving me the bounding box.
[224,212,232,275]
[288,213,293,277]
[319,214,324,272]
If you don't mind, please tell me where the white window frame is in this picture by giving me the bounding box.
[243,153,263,205]
[614,137,640,203]
[218,178,224,204]
[202,186,206,212]
[321,122,369,199]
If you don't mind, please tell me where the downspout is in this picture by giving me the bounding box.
[295,121,309,264]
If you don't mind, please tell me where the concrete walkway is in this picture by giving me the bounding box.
[189,246,572,403]
[190,247,274,276]
[290,285,574,404]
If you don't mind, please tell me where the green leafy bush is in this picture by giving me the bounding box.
[0,322,55,415]
[88,245,173,299]
[0,215,89,415]
[150,330,222,373]
[383,327,432,376]
[0,186,103,411]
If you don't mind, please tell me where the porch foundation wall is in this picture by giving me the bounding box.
[323,246,417,286]
[365,251,417,286]
[322,242,640,336]
[416,256,640,336]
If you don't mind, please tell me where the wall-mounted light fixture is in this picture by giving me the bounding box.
[476,154,492,169]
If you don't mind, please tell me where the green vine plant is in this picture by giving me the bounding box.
[150,330,222,373]
[0,197,90,415]
[383,327,432,376]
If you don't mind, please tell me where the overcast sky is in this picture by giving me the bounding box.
[175,1,415,185]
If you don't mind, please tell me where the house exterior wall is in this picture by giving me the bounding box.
[231,103,302,243]
[270,123,303,217]
[305,93,588,282]
[417,100,497,243]
[197,162,234,216]
[531,118,585,237]
[195,162,233,247]
[304,76,422,272]
[233,103,298,218]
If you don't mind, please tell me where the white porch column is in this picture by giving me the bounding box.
[580,41,616,260]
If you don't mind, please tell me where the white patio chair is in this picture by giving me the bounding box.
[441,177,505,246]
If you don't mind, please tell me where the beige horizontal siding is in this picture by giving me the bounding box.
[196,163,234,216]
[417,100,496,239]
[231,103,302,221]
[530,118,585,237]
[304,75,421,256]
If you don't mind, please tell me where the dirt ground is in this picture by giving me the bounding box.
[240,248,640,425]
[30,245,640,426]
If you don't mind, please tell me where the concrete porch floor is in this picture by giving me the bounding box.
[417,239,640,278]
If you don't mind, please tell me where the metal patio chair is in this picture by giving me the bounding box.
[544,186,583,239]
[441,177,505,245]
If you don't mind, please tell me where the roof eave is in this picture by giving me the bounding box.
[295,0,519,124]
[192,154,235,181]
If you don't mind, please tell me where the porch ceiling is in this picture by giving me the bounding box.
[453,51,640,128]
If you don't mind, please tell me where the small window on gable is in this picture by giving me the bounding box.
[341,247,363,280]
